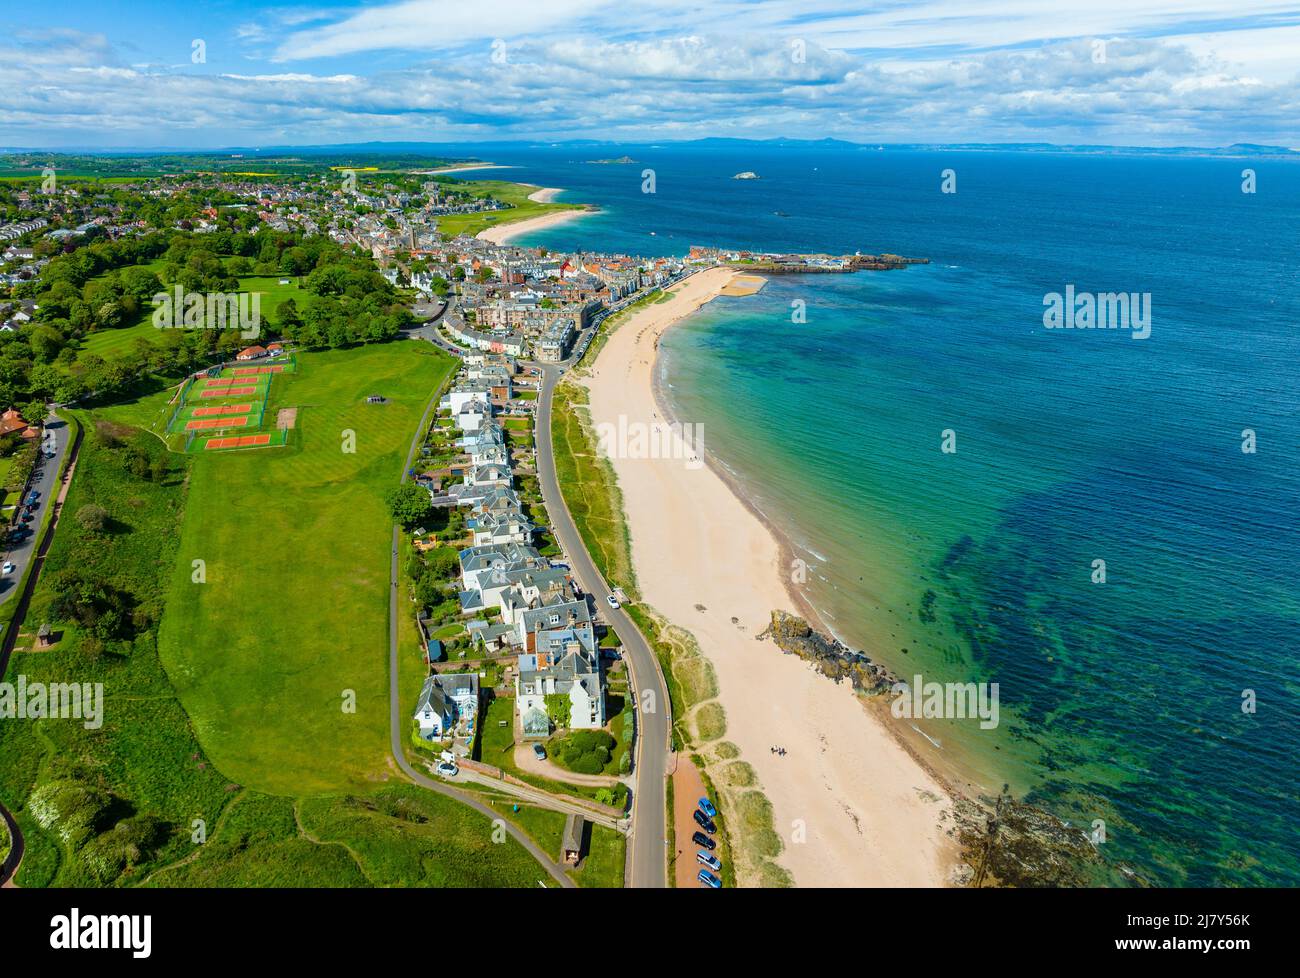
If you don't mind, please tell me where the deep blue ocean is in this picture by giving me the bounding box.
[446,143,1300,886]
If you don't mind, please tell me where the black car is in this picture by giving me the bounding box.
[693,810,716,834]
[692,831,715,851]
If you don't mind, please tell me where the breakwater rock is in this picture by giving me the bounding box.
[758,609,897,695]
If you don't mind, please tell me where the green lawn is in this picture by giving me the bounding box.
[0,342,564,887]
[148,342,457,794]
[486,799,626,888]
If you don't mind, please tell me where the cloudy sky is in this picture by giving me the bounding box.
[3,0,1299,148]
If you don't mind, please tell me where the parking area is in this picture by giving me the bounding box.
[672,755,723,888]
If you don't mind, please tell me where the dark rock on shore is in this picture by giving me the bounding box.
[759,610,1120,887]
[952,792,1112,888]
[758,609,897,695]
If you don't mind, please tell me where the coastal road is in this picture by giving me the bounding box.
[534,364,672,889]
[0,410,72,611]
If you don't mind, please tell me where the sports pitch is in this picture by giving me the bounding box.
[165,356,296,452]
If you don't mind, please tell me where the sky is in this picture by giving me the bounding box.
[2,0,1299,149]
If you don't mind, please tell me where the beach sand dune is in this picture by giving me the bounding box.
[582,267,957,887]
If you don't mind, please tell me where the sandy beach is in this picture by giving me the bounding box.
[476,195,593,245]
[581,267,958,887]
[423,163,513,175]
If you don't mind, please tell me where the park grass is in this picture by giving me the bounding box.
[549,380,637,600]
[294,785,549,887]
[485,798,626,888]
[1,341,566,887]
[433,179,588,239]
[77,265,308,361]
[150,342,458,795]
[0,418,238,886]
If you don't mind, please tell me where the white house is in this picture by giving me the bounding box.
[516,639,605,736]
[413,672,481,740]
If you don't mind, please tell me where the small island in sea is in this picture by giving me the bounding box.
[733,170,760,179]
[586,155,639,164]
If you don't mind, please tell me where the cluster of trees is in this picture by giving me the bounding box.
[1,224,413,408]
[47,566,145,643]
[552,729,618,775]
[26,762,166,882]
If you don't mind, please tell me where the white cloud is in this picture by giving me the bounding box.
[1,17,1298,148]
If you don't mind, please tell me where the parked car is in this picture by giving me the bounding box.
[532,743,547,760]
[696,851,722,871]
[2,562,14,575]
[435,760,458,778]
[605,593,620,610]
[697,869,722,888]
[698,796,717,819]
[693,809,716,834]
[692,831,715,851]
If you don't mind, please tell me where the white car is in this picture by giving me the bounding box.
[2,562,14,575]
[435,760,459,778]
[606,594,621,610]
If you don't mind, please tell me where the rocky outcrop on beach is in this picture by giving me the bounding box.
[759,610,1118,888]
[951,793,1111,888]
[758,610,897,695]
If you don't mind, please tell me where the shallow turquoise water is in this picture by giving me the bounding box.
[454,144,1300,885]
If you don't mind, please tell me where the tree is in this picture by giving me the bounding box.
[76,504,111,533]
[385,482,431,527]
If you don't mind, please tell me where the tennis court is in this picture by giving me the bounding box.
[199,385,258,398]
[190,403,254,418]
[203,433,273,450]
[185,415,252,431]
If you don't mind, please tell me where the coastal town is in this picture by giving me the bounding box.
[0,154,954,895]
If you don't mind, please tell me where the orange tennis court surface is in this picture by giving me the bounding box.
[233,365,284,375]
[199,385,257,398]
[204,433,272,450]
[191,403,253,417]
[186,416,251,431]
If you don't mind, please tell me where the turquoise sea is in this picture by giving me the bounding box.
[447,143,1300,886]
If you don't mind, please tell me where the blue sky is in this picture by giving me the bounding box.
[3,1,1299,148]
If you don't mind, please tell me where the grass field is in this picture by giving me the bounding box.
[78,267,308,361]
[485,798,626,888]
[139,342,457,795]
[433,179,588,238]
[549,380,638,599]
[145,786,548,887]
[0,341,563,887]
